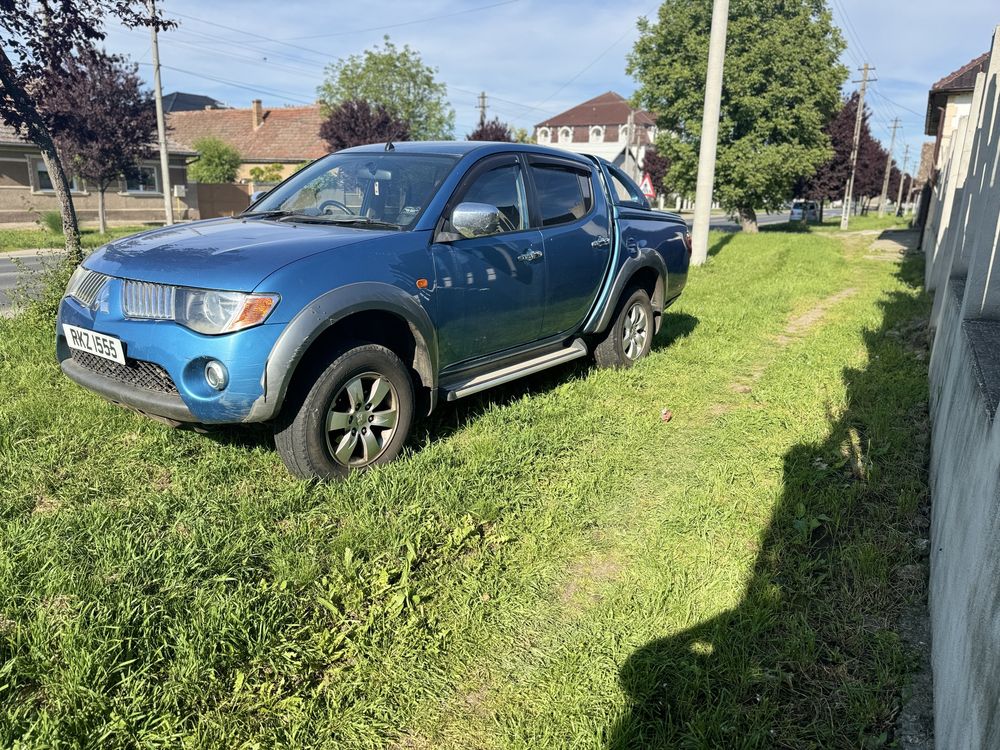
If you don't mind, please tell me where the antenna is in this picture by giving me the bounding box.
[385,140,395,151]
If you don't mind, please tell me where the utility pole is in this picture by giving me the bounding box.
[895,143,910,216]
[690,0,729,265]
[477,91,488,126]
[878,117,901,217]
[841,63,874,230]
[149,0,174,225]
[626,108,637,181]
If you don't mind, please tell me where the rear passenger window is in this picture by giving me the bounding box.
[606,165,646,207]
[530,164,593,227]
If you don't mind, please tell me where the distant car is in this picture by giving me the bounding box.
[57,142,690,480]
[790,199,819,222]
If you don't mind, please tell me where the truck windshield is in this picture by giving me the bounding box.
[245,153,459,229]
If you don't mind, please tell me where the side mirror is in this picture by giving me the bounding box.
[250,189,270,204]
[450,202,503,239]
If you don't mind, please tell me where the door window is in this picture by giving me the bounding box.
[529,163,593,227]
[606,164,647,207]
[452,163,528,235]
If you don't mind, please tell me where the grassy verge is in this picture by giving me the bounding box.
[0,225,150,252]
[0,227,930,747]
[814,214,912,232]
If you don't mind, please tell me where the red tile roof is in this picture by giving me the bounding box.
[0,119,194,154]
[931,52,991,92]
[536,91,655,128]
[166,104,328,162]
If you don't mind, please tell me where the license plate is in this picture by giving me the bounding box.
[63,323,126,365]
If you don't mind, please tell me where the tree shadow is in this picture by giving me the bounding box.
[607,253,930,747]
[708,233,736,257]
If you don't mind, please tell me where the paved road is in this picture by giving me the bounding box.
[683,207,843,231]
[0,249,60,315]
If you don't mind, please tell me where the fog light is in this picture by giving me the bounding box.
[205,360,228,390]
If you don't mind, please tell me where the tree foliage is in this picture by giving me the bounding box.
[317,37,454,141]
[0,1,172,263]
[319,99,411,152]
[188,138,242,184]
[248,163,285,183]
[467,117,514,142]
[629,0,847,231]
[45,49,156,233]
[643,146,670,196]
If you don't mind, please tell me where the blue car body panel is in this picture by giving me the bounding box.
[56,141,690,426]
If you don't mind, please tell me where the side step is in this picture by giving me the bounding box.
[442,339,589,401]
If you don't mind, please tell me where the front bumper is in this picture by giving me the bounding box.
[56,280,284,424]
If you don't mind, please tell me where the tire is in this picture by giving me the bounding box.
[274,343,414,480]
[593,287,654,369]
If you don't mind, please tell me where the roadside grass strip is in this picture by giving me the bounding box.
[0,227,930,748]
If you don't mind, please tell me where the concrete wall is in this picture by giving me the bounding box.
[924,26,1000,750]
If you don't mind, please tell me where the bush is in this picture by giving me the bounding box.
[188,137,242,183]
[40,211,63,235]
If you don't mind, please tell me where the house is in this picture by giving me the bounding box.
[162,91,226,113]
[0,121,196,225]
[167,100,328,184]
[925,52,991,168]
[534,92,657,177]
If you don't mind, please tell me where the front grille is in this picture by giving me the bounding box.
[70,349,178,395]
[70,270,110,308]
[122,280,175,319]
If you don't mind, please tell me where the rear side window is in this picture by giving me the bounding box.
[530,163,593,227]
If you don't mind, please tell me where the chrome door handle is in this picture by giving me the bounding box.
[516,249,543,262]
[591,236,611,248]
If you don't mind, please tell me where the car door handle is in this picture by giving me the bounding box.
[591,236,611,248]
[516,249,543,262]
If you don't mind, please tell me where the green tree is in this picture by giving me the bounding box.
[629,0,847,232]
[317,36,454,141]
[248,163,285,183]
[188,138,241,183]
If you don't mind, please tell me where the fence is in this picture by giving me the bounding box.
[195,183,252,219]
[922,25,1000,750]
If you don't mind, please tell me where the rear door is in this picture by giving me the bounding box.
[527,155,613,336]
[430,154,546,369]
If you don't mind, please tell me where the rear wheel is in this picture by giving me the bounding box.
[274,343,414,480]
[593,287,654,369]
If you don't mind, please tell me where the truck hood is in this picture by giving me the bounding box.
[85,217,394,291]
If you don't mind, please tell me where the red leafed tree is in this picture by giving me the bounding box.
[466,117,513,142]
[46,49,157,234]
[642,146,670,196]
[319,99,411,152]
[0,1,173,264]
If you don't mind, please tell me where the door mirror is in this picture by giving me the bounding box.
[250,189,270,204]
[450,202,504,239]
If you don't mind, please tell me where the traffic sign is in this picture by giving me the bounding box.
[639,172,655,198]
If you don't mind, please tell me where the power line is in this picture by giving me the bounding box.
[136,62,314,105]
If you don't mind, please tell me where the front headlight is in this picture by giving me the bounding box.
[174,288,279,335]
[121,280,279,334]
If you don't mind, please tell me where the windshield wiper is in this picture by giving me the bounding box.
[275,214,401,230]
[240,209,295,219]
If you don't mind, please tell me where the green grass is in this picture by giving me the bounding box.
[0,227,930,748]
[0,225,150,252]
[813,214,912,232]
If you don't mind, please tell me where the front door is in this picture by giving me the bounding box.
[431,155,546,369]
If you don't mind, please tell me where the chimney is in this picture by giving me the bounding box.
[251,99,264,130]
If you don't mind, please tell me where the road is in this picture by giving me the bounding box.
[0,249,60,315]
[684,207,842,231]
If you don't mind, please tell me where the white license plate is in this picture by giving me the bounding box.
[63,324,126,365]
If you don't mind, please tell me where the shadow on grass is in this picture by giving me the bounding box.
[607,252,930,747]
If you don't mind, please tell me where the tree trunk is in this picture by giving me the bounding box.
[738,206,759,233]
[819,200,825,222]
[0,48,82,264]
[98,187,107,235]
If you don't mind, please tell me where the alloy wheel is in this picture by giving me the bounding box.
[324,371,399,467]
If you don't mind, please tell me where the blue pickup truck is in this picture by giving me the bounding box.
[57,142,690,479]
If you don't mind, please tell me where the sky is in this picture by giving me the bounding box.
[102,0,1000,172]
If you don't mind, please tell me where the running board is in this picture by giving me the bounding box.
[442,339,589,401]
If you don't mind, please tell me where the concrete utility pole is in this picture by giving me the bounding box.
[477,91,488,126]
[690,0,729,265]
[626,108,637,181]
[878,117,901,217]
[895,142,911,216]
[841,63,874,230]
[149,0,174,225]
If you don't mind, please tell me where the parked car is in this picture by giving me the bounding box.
[790,199,819,222]
[57,142,690,479]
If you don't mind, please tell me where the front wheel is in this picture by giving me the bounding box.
[593,287,654,369]
[274,343,414,480]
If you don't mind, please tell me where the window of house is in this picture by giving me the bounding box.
[537,127,551,144]
[529,163,593,227]
[452,162,528,236]
[33,159,83,193]
[125,165,160,194]
[558,127,572,144]
[589,126,604,143]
